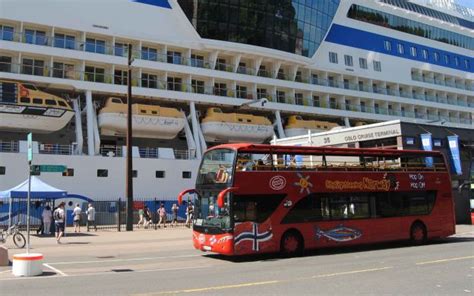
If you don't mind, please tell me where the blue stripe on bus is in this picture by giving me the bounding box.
[325,24,473,73]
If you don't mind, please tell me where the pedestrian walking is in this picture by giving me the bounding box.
[137,207,145,228]
[53,202,65,244]
[185,202,194,228]
[72,203,82,233]
[171,203,179,227]
[157,203,167,228]
[41,205,52,235]
[143,206,151,229]
[86,203,97,232]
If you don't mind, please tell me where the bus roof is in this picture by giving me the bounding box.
[209,143,444,157]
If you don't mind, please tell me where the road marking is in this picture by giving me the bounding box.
[416,256,474,266]
[0,265,209,282]
[134,266,392,295]
[311,266,393,279]
[46,254,201,265]
[43,263,68,277]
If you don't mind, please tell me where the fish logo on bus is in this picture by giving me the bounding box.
[315,225,362,242]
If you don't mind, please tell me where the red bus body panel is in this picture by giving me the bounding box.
[191,144,456,256]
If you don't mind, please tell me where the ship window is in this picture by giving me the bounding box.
[295,116,302,120]
[155,171,165,178]
[213,108,222,113]
[45,99,57,106]
[238,119,243,122]
[384,40,392,52]
[62,168,74,177]
[434,52,440,62]
[329,52,338,64]
[112,98,122,104]
[0,166,5,175]
[141,110,146,114]
[97,169,108,177]
[359,58,367,69]
[397,43,404,55]
[20,97,30,103]
[32,98,42,104]
[132,170,137,178]
[151,111,157,115]
[182,171,192,179]
[58,101,67,107]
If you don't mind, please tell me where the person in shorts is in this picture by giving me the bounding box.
[53,202,65,244]
[171,203,179,227]
[72,203,82,233]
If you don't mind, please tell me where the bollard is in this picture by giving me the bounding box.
[0,246,8,266]
[12,253,43,276]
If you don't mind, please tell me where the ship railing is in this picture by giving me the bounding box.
[2,30,471,93]
[1,60,471,126]
[0,141,19,153]
[100,146,123,157]
[137,147,192,160]
[38,143,73,155]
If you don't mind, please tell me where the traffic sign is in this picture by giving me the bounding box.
[27,133,33,163]
[31,165,67,173]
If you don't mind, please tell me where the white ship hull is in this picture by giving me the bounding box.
[98,113,185,139]
[201,122,274,143]
[0,106,74,133]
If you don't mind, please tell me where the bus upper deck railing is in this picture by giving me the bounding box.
[236,160,448,173]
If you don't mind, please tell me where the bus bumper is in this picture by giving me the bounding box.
[193,231,234,255]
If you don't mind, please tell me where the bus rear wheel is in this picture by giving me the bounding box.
[280,230,303,257]
[410,222,427,245]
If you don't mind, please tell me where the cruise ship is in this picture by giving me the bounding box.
[0,0,472,204]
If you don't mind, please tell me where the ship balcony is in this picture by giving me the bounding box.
[0,60,472,127]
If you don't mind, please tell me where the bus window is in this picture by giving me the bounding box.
[233,194,285,223]
[197,149,235,185]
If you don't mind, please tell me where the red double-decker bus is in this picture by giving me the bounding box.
[178,144,455,256]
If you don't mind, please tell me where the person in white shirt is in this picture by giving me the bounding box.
[42,205,52,235]
[72,203,82,233]
[53,202,65,244]
[86,203,97,232]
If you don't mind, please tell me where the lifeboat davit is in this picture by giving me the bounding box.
[0,80,74,133]
[98,97,185,139]
[201,108,274,143]
[284,115,340,137]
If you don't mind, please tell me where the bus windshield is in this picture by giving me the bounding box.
[196,149,235,185]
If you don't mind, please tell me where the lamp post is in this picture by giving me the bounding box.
[126,44,134,231]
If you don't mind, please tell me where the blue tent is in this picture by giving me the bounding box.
[0,176,67,227]
[0,176,67,199]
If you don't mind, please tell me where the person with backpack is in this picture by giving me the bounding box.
[53,202,65,244]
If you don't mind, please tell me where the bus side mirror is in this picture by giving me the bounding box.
[177,189,196,206]
[217,187,238,208]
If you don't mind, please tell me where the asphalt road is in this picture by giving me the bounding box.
[1,227,473,296]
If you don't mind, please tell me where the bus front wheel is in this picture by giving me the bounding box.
[280,230,303,257]
[410,222,427,245]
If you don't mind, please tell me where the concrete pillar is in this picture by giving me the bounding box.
[86,90,94,156]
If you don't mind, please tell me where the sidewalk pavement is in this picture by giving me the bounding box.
[1,226,194,263]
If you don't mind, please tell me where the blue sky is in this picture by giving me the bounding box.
[456,0,474,9]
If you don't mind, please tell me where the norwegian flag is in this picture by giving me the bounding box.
[234,222,273,252]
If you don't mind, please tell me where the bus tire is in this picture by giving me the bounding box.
[410,221,427,245]
[280,230,304,257]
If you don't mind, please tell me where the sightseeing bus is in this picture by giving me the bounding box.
[178,144,455,257]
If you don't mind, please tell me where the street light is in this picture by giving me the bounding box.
[126,43,133,231]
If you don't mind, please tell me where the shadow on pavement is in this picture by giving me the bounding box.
[205,236,474,263]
